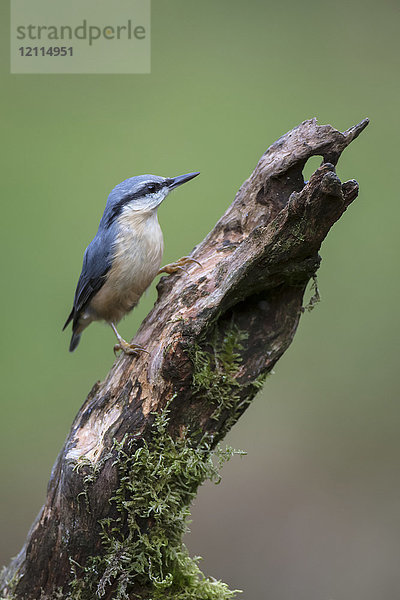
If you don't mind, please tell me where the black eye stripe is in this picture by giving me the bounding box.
[144,181,163,194]
[105,181,165,227]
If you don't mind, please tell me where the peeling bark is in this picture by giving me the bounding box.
[0,118,368,600]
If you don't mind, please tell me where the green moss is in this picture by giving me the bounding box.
[73,450,114,514]
[190,324,249,431]
[69,405,242,600]
[0,565,19,600]
[2,324,250,600]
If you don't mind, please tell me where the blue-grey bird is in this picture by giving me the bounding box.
[63,171,200,354]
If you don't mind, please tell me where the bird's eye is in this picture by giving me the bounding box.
[146,183,157,193]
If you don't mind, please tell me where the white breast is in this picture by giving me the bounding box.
[89,209,163,324]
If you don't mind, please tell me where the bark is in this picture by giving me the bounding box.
[0,118,368,600]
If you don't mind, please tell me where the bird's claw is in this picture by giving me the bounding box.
[113,341,149,357]
[158,256,202,275]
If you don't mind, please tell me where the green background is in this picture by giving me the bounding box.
[1,1,399,599]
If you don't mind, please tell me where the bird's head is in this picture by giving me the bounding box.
[101,172,200,228]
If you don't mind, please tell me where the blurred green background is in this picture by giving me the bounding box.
[1,0,399,598]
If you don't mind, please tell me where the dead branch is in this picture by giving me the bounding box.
[0,118,368,600]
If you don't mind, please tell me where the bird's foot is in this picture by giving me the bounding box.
[113,339,149,357]
[158,256,202,275]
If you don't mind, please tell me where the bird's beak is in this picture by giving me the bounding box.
[167,171,200,190]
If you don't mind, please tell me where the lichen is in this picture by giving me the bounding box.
[68,405,242,600]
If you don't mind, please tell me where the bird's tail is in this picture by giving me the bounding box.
[69,331,81,352]
[63,308,81,351]
[63,307,74,331]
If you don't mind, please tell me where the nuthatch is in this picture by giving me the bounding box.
[63,172,200,354]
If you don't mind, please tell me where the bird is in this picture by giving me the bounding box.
[63,171,200,355]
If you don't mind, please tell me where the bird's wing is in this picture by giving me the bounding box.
[63,228,114,330]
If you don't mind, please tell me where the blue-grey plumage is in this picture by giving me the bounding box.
[63,172,200,354]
